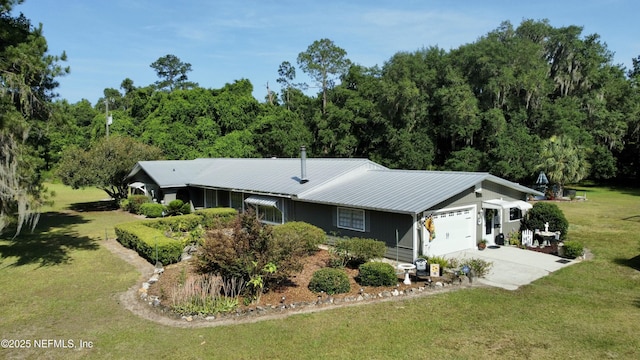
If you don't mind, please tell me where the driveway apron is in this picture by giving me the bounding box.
[445,246,578,290]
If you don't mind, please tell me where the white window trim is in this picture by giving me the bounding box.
[337,207,366,232]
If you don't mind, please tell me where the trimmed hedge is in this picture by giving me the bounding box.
[308,268,351,295]
[358,262,397,286]
[114,222,182,265]
[193,208,237,229]
[147,214,201,232]
[114,208,237,265]
[563,240,584,259]
[140,203,165,218]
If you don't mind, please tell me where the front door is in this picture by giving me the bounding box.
[483,208,500,244]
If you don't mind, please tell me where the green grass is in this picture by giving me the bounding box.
[1,184,640,359]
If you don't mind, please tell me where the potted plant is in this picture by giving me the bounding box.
[478,239,487,250]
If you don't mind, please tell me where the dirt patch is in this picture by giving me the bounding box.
[104,239,476,328]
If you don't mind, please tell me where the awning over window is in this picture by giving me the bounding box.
[483,199,532,211]
[244,195,279,208]
[128,182,147,195]
[128,182,145,190]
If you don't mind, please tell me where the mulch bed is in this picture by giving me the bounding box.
[526,243,559,255]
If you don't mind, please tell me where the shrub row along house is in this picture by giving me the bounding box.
[126,148,542,262]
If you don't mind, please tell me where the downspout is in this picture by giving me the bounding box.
[412,213,418,261]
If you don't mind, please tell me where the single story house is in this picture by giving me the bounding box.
[126,151,543,262]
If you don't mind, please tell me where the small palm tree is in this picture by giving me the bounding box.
[538,135,590,198]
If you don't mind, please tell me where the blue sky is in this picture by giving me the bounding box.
[15,0,640,105]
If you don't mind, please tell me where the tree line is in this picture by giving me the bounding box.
[2,0,640,234]
[52,20,640,189]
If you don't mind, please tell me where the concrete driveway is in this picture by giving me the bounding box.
[445,246,579,290]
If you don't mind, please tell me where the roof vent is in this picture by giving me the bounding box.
[300,146,309,184]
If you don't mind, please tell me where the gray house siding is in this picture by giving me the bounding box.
[481,181,526,201]
[428,186,478,211]
[292,201,415,262]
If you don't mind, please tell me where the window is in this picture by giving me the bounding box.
[509,207,522,221]
[230,192,244,211]
[337,207,365,231]
[243,196,284,224]
[255,205,283,224]
[204,189,216,208]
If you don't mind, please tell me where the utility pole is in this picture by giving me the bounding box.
[266,82,273,105]
[105,98,112,138]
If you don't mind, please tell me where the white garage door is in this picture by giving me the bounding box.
[424,206,476,256]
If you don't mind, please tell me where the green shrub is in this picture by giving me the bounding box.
[197,211,307,296]
[140,203,165,218]
[194,208,237,229]
[126,195,151,214]
[165,199,191,216]
[114,222,183,265]
[308,268,351,295]
[428,256,450,270]
[334,237,387,266]
[521,202,569,240]
[358,262,397,286]
[327,247,347,268]
[271,221,326,254]
[506,230,521,246]
[119,198,130,211]
[461,258,493,278]
[562,240,584,258]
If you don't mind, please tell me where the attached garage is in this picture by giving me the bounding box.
[423,205,477,257]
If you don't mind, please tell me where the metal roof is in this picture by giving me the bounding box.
[189,158,386,196]
[298,170,542,214]
[128,158,387,195]
[128,158,542,214]
[126,159,218,188]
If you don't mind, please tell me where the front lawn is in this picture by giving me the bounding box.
[1,183,639,359]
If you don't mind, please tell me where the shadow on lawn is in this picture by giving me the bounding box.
[621,215,640,223]
[613,254,640,272]
[0,211,99,268]
[68,199,119,212]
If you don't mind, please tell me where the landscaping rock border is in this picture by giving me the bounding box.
[105,237,481,328]
[136,266,474,324]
